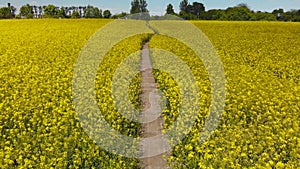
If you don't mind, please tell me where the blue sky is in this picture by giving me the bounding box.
[1,0,300,15]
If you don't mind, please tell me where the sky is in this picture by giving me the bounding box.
[0,0,300,15]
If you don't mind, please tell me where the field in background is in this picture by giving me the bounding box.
[0,19,299,168]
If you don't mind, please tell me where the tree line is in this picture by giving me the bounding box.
[1,0,300,22]
[0,3,113,19]
[165,1,300,21]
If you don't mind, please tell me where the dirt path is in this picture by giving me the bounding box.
[139,43,170,169]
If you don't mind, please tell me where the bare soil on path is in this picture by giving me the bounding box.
[139,43,170,169]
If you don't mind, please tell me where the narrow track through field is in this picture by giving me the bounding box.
[139,42,170,169]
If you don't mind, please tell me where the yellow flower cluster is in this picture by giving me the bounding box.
[95,34,150,137]
[0,19,299,168]
[0,19,145,168]
[149,21,300,168]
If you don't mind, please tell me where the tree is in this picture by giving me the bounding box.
[201,9,226,20]
[166,4,175,15]
[96,8,103,18]
[237,3,250,9]
[112,12,128,19]
[272,8,284,20]
[130,0,139,14]
[79,6,83,17]
[20,4,34,18]
[179,11,197,20]
[139,0,148,13]
[290,9,300,21]
[84,5,102,18]
[130,0,148,14]
[191,2,205,18]
[103,10,112,18]
[225,6,252,21]
[32,5,38,18]
[282,11,294,21]
[94,8,102,18]
[272,8,284,15]
[179,1,205,19]
[58,7,67,18]
[251,11,276,21]
[10,6,16,17]
[84,5,92,18]
[43,4,59,18]
[0,7,11,19]
[38,6,43,18]
[71,11,80,18]
[119,12,128,18]
[180,0,188,12]
[0,3,16,19]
